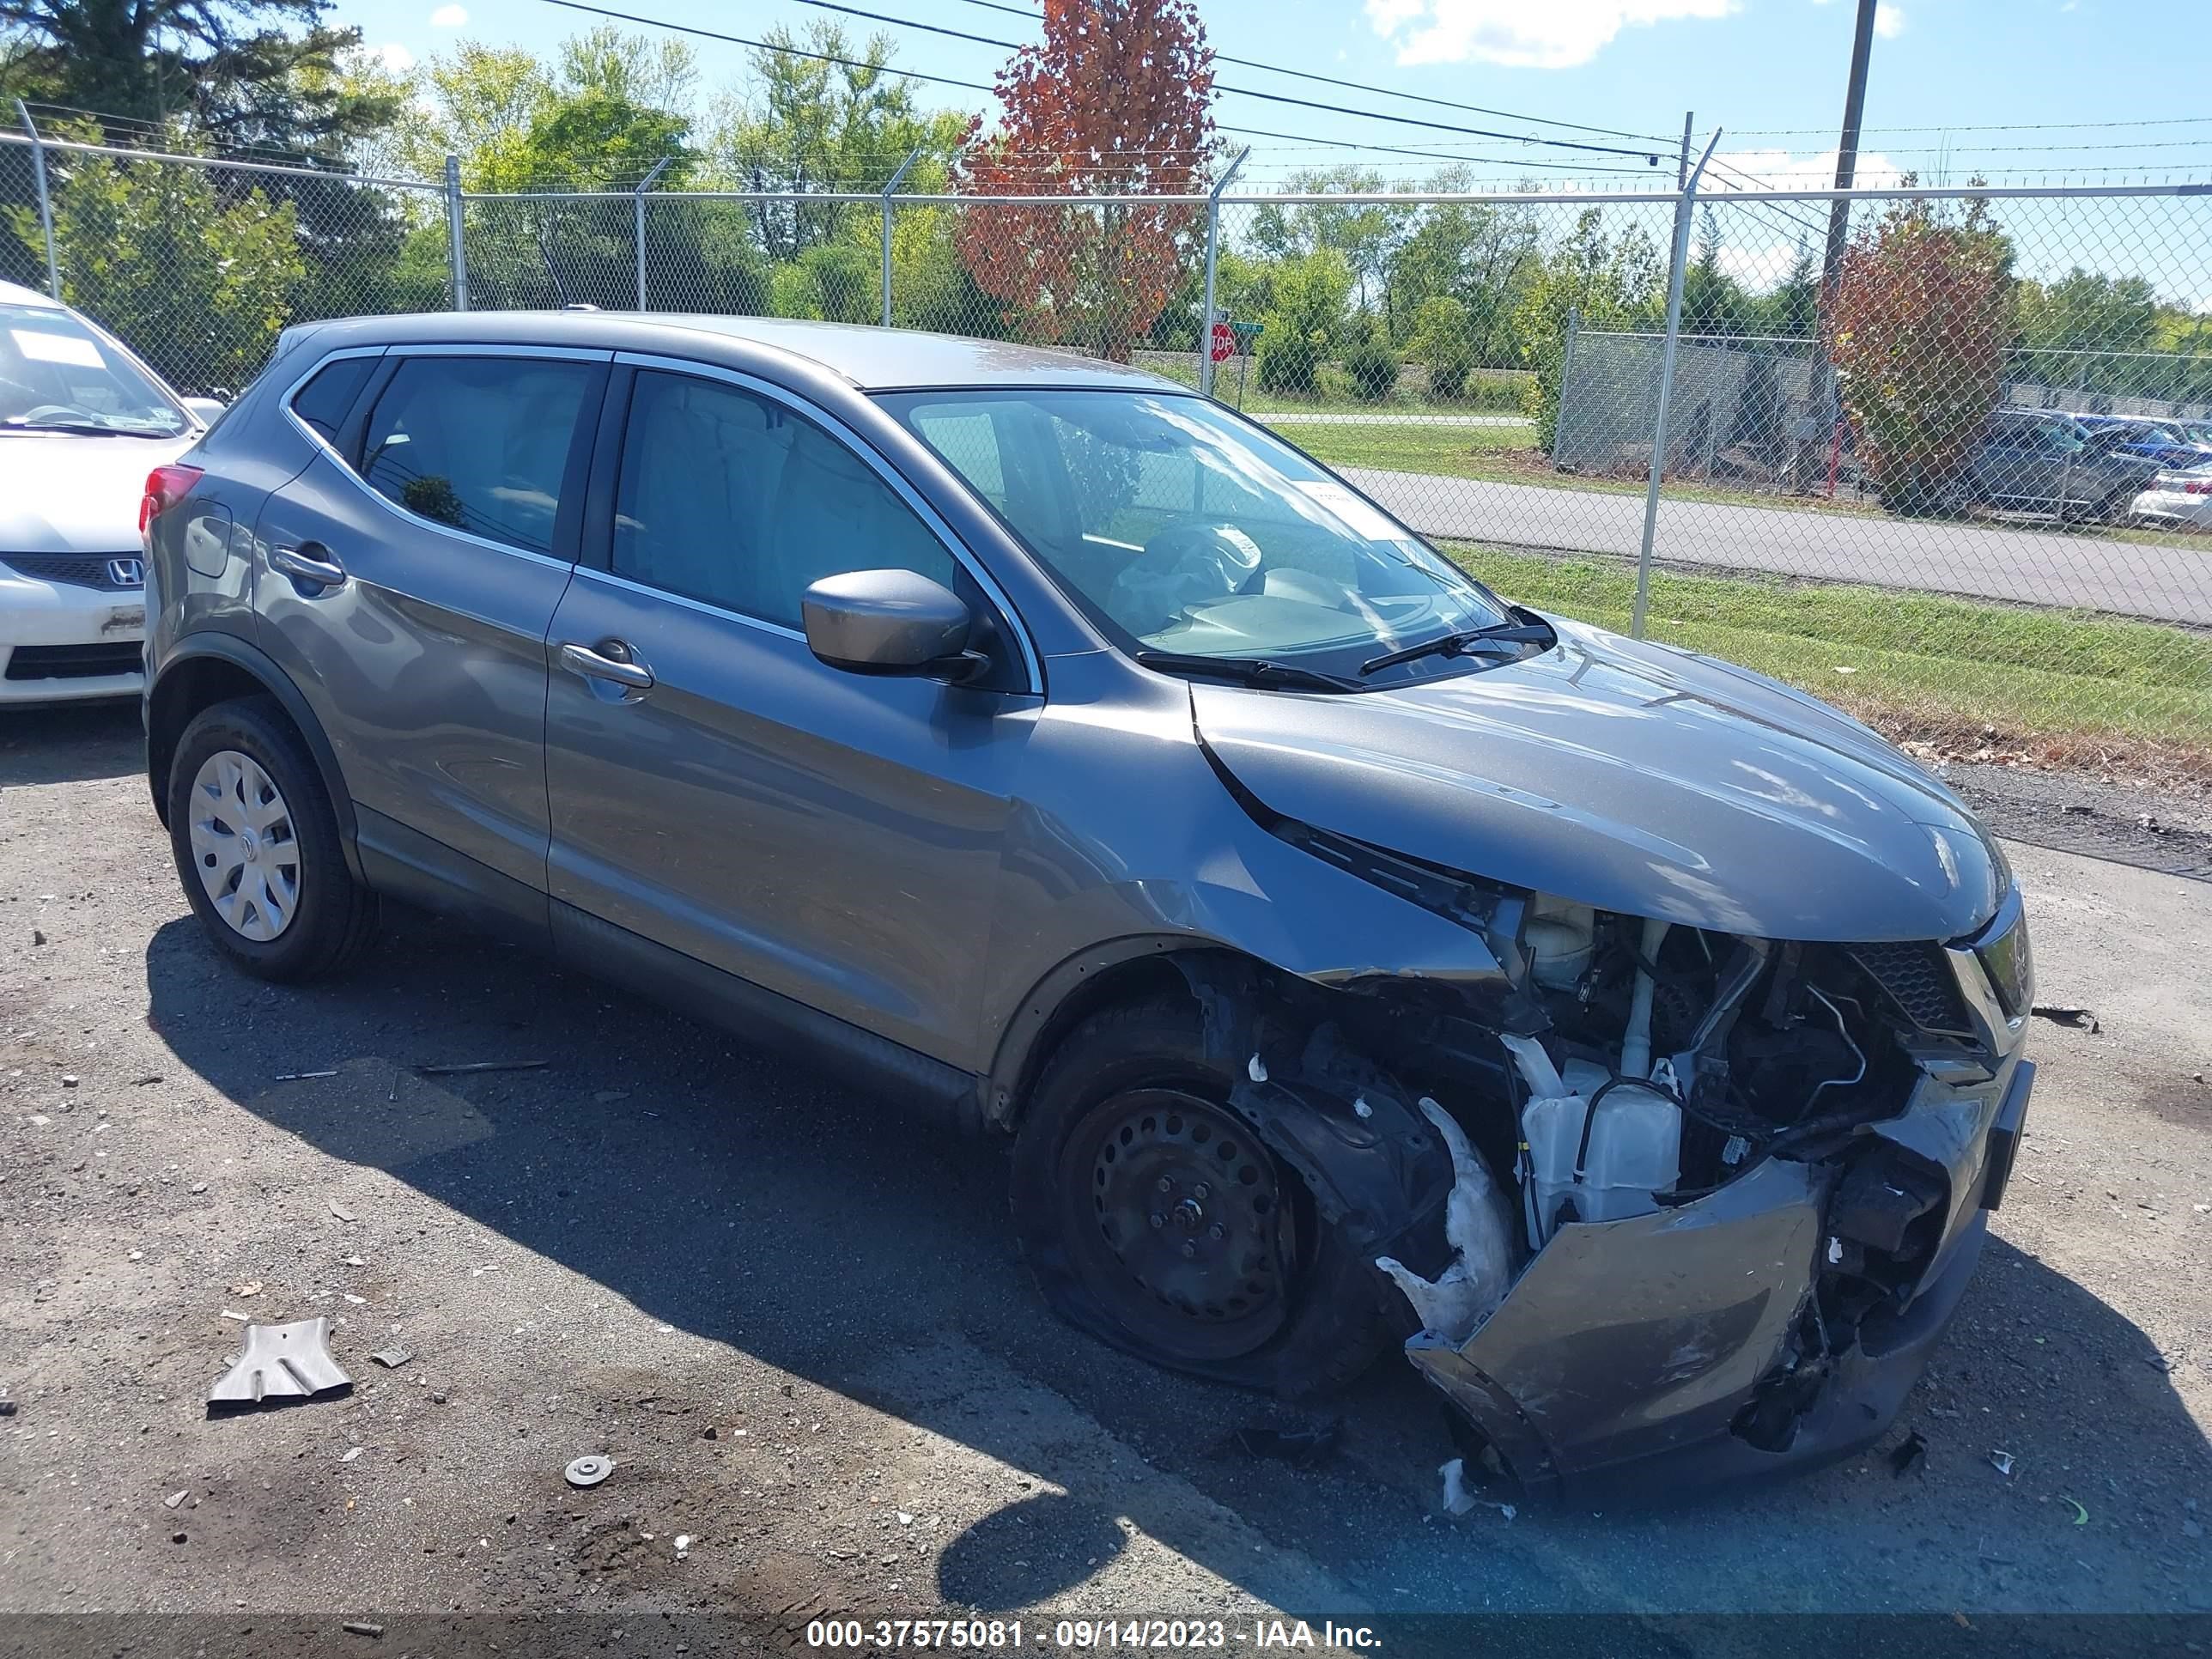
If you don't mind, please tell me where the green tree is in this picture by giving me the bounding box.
[2014,268,2160,398]
[0,0,395,154]
[1254,247,1352,396]
[1759,239,1820,338]
[1384,170,1540,357]
[1510,208,1666,450]
[10,144,304,391]
[1680,204,1753,337]
[1407,294,1474,399]
[1249,166,1405,314]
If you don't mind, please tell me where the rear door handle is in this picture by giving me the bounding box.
[269,544,347,588]
[557,640,654,690]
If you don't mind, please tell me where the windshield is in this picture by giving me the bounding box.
[0,303,189,436]
[878,388,1510,679]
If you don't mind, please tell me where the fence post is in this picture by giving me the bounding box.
[15,100,61,300]
[444,155,470,313]
[878,146,925,328]
[1632,129,1721,641]
[1556,306,1581,454]
[634,156,673,312]
[1197,148,1249,399]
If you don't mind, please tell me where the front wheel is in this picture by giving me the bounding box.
[166,696,379,981]
[1010,997,1395,1398]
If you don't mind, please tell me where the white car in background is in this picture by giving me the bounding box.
[2129,465,2212,532]
[1,279,216,705]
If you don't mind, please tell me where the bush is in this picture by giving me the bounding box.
[1253,248,1352,398]
[1342,335,1400,402]
[1829,196,2014,514]
[800,243,876,325]
[1407,295,1474,400]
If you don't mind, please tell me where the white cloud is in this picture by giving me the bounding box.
[429,3,468,25]
[1365,0,1737,69]
[373,41,416,72]
[1873,2,1905,35]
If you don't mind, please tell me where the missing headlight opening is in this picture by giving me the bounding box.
[1173,854,2033,1504]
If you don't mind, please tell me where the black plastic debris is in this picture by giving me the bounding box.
[1231,1417,1341,1465]
[1889,1430,1928,1478]
[2031,1004,2100,1034]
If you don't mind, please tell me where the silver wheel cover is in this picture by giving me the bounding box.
[187,749,302,943]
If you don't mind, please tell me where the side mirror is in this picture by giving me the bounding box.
[183,396,227,424]
[801,568,981,680]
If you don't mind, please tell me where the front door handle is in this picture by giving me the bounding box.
[557,640,654,690]
[269,544,347,588]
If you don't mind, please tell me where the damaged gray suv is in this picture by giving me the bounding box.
[143,313,2034,1500]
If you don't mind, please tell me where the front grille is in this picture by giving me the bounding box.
[0,552,143,592]
[4,642,143,681]
[1850,940,1974,1035]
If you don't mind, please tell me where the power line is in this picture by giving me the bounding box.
[1219,125,1656,176]
[544,0,1666,163]
[937,0,1674,144]
[542,0,999,94]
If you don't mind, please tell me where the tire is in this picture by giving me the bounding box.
[1011,996,1395,1399]
[166,696,378,982]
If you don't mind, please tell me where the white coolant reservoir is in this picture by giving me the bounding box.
[1522,1059,1683,1243]
[1523,895,1596,990]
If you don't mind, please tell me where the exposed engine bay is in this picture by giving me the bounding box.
[1180,864,2034,1500]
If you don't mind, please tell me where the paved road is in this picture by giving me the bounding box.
[1340,465,2212,627]
[5,704,2210,1639]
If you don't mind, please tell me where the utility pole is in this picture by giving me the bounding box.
[1820,0,1879,297]
[1676,112,1693,190]
[1802,0,1877,492]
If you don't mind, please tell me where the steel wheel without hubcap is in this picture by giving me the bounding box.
[1059,1087,1297,1363]
[187,749,302,943]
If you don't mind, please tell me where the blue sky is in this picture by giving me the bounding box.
[339,0,2209,191]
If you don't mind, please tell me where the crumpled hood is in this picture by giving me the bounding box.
[0,433,192,555]
[1195,615,2006,942]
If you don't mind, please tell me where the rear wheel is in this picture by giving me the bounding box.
[167,696,378,981]
[1011,997,1394,1398]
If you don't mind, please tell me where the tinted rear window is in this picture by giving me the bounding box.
[359,356,597,556]
[291,356,378,444]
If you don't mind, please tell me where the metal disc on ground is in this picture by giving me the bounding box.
[564,1455,613,1488]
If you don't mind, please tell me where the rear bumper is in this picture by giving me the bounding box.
[1,575,146,703]
[1409,1055,2033,1504]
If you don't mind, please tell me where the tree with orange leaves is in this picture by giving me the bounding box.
[955,0,1216,361]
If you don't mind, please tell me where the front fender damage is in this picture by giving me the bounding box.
[1158,872,2029,1505]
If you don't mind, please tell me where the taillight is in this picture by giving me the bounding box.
[140,463,204,535]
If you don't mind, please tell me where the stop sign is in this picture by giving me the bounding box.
[1209,319,1236,363]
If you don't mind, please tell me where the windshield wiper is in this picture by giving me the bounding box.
[1,417,173,437]
[1358,619,1555,677]
[1134,650,1364,694]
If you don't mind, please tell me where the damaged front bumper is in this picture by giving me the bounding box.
[1407,1052,2033,1502]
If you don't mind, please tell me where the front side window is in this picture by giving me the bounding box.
[361,356,596,556]
[0,302,190,438]
[881,389,1509,678]
[612,369,957,631]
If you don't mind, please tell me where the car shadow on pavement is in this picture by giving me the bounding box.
[0,700,142,787]
[143,904,2212,1614]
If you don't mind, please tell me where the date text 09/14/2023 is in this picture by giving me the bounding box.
[804,1619,1383,1650]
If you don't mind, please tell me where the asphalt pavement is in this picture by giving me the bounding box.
[1340,465,2212,626]
[3,704,2209,1646]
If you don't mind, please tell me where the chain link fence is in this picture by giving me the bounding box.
[4,128,2209,775]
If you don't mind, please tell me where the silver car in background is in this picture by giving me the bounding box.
[0,279,209,704]
[141,313,2033,1502]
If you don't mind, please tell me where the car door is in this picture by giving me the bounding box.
[252,346,608,921]
[541,360,1041,1071]
[1972,415,2044,507]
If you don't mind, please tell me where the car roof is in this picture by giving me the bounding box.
[295,310,1184,394]
[0,279,65,310]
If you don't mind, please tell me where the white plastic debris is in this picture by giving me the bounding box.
[1989,1449,2014,1476]
[1374,1097,1514,1346]
[674,1534,692,1559]
[1439,1458,1477,1516]
[340,1447,363,1462]
[1247,1054,1267,1083]
[1352,1096,1373,1120]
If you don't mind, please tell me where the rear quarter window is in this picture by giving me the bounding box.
[289,355,379,445]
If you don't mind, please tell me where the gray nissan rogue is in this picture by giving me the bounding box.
[142,312,2034,1500]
